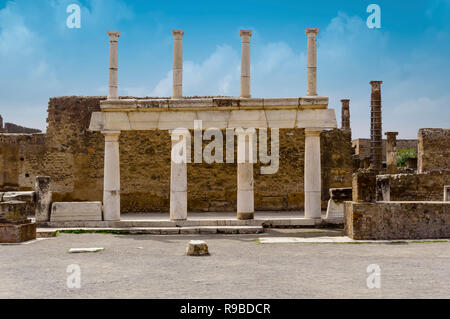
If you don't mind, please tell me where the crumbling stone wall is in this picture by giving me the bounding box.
[345,201,450,240]
[418,128,450,173]
[1,96,353,213]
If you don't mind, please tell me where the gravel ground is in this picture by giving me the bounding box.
[0,230,449,299]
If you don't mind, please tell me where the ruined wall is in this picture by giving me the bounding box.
[381,171,450,202]
[0,134,46,191]
[1,96,353,213]
[345,201,450,240]
[3,123,41,134]
[418,128,450,173]
[352,138,417,162]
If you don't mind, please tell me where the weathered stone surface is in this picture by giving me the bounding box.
[352,169,376,203]
[35,176,52,222]
[418,128,450,173]
[445,186,450,202]
[345,201,450,240]
[50,202,102,221]
[329,188,352,201]
[0,201,29,224]
[186,240,209,256]
[0,222,36,243]
[2,191,35,203]
[325,188,352,219]
[0,192,3,201]
[376,176,390,201]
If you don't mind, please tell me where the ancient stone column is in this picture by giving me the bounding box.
[172,30,184,99]
[35,176,52,222]
[385,132,399,174]
[341,99,351,131]
[306,28,319,96]
[370,81,383,171]
[106,31,121,100]
[304,129,322,218]
[170,130,189,220]
[236,128,256,220]
[103,131,121,221]
[240,30,252,98]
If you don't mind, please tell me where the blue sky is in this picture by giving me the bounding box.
[0,0,449,138]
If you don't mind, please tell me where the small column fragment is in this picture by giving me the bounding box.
[240,30,252,98]
[341,99,351,131]
[106,31,121,100]
[172,30,184,98]
[306,28,319,96]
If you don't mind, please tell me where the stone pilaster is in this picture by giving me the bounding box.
[106,31,121,100]
[35,176,52,222]
[172,30,184,99]
[306,28,319,96]
[304,129,322,218]
[385,132,399,174]
[341,99,351,131]
[103,131,121,221]
[240,30,252,98]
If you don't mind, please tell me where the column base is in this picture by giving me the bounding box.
[237,212,254,220]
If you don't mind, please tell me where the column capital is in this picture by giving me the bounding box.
[305,28,319,36]
[385,131,399,137]
[341,99,350,105]
[172,29,184,39]
[240,30,253,38]
[102,131,120,141]
[106,31,121,40]
[370,80,383,88]
[304,128,322,136]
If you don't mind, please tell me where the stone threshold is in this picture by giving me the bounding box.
[36,217,343,229]
[38,226,264,235]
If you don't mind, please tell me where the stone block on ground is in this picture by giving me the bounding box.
[50,202,103,221]
[2,191,35,203]
[0,222,36,243]
[68,247,104,253]
[0,201,29,224]
[325,187,352,219]
[186,240,209,256]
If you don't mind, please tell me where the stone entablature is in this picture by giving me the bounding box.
[90,97,334,132]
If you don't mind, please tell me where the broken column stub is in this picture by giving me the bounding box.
[35,176,52,222]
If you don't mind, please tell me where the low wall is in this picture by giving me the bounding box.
[344,202,450,240]
[378,171,450,202]
[345,201,450,240]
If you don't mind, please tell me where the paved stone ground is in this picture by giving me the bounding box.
[0,229,449,299]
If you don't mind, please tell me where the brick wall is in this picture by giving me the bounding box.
[418,128,450,173]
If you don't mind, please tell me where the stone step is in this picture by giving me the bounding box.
[36,229,58,238]
[37,217,331,228]
[38,225,264,235]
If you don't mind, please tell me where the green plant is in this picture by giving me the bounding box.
[397,148,417,167]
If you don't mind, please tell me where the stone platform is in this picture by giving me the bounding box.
[36,212,342,235]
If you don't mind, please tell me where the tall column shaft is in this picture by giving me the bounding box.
[103,131,121,221]
[170,131,188,220]
[385,132,398,174]
[172,30,184,99]
[341,99,351,131]
[306,28,319,96]
[236,128,256,220]
[304,129,322,218]
[370,81,383,171]
[240,30,252,98]
[106,31,121,100]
